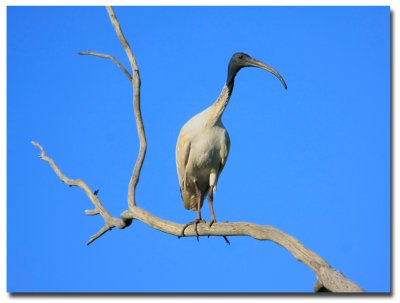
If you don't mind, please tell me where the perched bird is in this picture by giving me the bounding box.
[176,52,287,238]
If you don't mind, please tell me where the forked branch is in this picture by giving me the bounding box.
[32,139,363,292]
[80,7,145,210]
[33,6,364,292]
[105,6,146,210]
[78,51,132,81]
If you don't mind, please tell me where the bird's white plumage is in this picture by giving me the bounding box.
[176,107,230,211]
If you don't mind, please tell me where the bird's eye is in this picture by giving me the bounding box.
[239,55,244,59]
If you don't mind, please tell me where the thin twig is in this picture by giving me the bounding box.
[78,51,132,81]
[87,225,112,246]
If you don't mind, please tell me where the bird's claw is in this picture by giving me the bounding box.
[180,218,205,240]
[177,219,230,245]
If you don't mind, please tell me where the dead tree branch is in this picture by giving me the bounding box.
[32,6,364,292]
[78,51,132,81]
[80,7,145,210]
[121,207,363,292]
[31,141,131,245]
[31,140,364,292]
[105,6,146,210]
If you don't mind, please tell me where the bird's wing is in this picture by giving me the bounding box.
[219,129,231,174]
[211,129,230,193]
[175,131,191,190]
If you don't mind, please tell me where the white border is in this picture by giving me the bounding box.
[1,0,396,302]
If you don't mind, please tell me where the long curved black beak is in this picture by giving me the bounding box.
[247,57,287,90]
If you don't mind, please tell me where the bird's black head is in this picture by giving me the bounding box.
[226,52,252,84]
[226,52,287,89]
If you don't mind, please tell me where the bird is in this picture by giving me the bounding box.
[176,52,287,239]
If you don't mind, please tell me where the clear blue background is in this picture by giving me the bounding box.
[7,6,390,292]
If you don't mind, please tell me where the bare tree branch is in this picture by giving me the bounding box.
[105,6,146,210]
[32,6,365,292]
[122,207,364,292]
[78,51,132,81]
[31,139,363,292]
[31,141,131,245]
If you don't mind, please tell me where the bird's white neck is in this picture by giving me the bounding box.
[206,82,234,126]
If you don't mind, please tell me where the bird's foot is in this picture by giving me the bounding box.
[179,218,205,241]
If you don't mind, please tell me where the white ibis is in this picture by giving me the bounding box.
[176,52,287,240]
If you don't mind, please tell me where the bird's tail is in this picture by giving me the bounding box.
[181,189,205,211]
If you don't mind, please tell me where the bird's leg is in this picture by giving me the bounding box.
[208,186,217,228]
[207,186,230,245]
[179,181,204,240]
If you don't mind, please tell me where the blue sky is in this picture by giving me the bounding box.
[7,6,390,292]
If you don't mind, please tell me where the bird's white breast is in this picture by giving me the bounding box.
[189,127,225,170]
[182,114,229,188]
